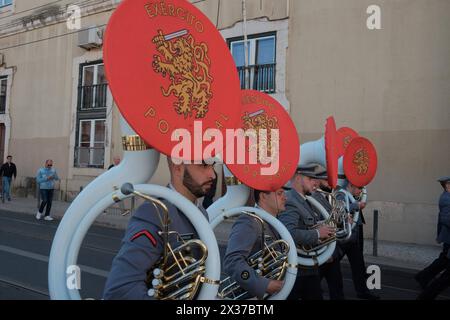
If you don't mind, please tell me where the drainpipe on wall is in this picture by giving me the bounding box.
[242,0,249,90]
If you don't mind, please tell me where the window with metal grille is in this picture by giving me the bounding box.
[74,60,107,168]
[78,62,108,110]
[74,119,105,168]
[228,32,276,93]
[0,76,7,114]
[0,0,12,8]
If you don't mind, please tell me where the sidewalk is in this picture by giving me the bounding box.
[1,196,442,272]
[0,196,131,230]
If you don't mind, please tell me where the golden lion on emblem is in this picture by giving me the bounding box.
[152,30,213,119]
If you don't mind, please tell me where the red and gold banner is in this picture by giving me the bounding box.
[227,90,300,191]
[343,137,378,187]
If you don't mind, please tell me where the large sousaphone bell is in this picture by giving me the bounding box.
[333,124,378,216]
[207,90,299,300]
[49,0,243,300]
[295,117,341,267]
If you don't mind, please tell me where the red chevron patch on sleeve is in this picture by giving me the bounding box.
[130,230,157,247]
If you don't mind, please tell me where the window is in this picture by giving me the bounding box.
[0,0,12,8]
[0,76,7,114]
[74,60,108,168]
[229,33,276,93]
[75,119,105,168]
[78,62,107,110]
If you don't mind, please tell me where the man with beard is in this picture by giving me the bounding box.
[103,158,216,299]
[278,163,336,300]
[222,186,289,299]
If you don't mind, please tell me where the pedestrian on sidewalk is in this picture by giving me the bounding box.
[108,156,121,170]
[416,176,450,299]
[0,155,17,203]
[35,159,60,221]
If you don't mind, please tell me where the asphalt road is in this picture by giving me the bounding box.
[0,209,449,300]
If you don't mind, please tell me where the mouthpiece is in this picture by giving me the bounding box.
[121,183,135,195]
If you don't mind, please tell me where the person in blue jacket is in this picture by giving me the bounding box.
[36,159,60,221]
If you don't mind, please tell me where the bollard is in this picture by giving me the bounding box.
[373,209,379,257]
[36,184,40,209]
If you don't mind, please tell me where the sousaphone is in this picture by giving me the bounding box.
[208,90,299,300]
[336,126,377,225]
[48,0,242,300]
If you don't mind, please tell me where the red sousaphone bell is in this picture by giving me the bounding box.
[103,0,242,161]
[336,127,359,157]
[325,119,378,188]
[227,90,300,191]
[343,137,378,187]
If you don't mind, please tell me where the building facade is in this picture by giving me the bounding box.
[0,0,449,245]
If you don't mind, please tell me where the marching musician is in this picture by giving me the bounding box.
[416,176,450,299]
[223,186,290,299]
[103,158,216,299]
[335,181,380,300]
[278,163,336,300]
[311,165,345,300]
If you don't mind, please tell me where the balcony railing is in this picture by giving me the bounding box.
[77,83,108,110]
[74,146,105,168]
[237,63,276,93]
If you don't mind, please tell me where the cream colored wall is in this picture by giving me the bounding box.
[286,0,450,245]
[4,22,75,181]
[1,3,116,195]
[195,0,450,245]
[194,0,289,29]
[287,0,450,133]
[14,0,52,11]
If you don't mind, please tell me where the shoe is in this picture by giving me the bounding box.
[36,212,42,220]
[44,216,54,221]
[414,273,428,290]
[7,198,11,201]
[357,292,380,300]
